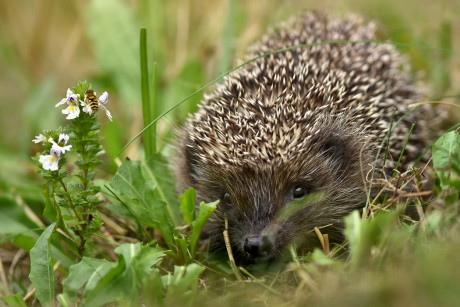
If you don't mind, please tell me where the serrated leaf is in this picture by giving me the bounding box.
[110,159,178,251]
[29,223,56,305]
[83,243,165,306]
[179,188,196,224]
[62,257,116,299]
[84,254,128,306]
[163,264,205,300]
[114,243,165,277]
[190,200,219,256]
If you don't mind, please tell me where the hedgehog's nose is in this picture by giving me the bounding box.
[244,235,273,258]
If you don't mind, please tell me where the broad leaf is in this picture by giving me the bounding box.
[84,253,128,306]
[432,131,460,186]
[432,130,460,169]
[144,156,181,225]
[115,243,165,278]
[29,223,56,305]
[110,159,179,250]
[83,243,165,306]
[62,257,116,299]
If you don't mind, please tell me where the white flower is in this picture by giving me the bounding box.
[32,134,47,144]
[51,133,72,154]
[56,88,81,120]
[39,148,61,171]
[62,101,80,119]
[99,91,108,105]
[81,102,93,115]
[56,88,78,107]
[98,92,113,121]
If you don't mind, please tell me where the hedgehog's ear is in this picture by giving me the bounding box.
[318,133,349,172]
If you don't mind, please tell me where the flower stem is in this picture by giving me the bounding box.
[58,178,82,222]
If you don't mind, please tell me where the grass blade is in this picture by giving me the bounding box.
[140,28,153,159]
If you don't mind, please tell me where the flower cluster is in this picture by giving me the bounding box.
[34,133,72,171]
[31,82,109,259]
[55,88,112,121]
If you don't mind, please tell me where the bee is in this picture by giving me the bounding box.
[84,89,99,113]
[82,89,112,121]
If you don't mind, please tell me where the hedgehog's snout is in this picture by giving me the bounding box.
[243,234,274,259]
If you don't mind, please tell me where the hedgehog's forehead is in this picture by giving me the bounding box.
[187,96,334,166]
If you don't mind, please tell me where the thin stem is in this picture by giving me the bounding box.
[50,186,74,240]
[392,123,415,178]
[58,177,86,257]
[58,178,82,222]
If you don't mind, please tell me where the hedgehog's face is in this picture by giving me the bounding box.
[177,126,371,264]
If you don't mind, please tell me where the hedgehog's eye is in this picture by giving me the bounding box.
[222,192,233,205]
[292,185,308,199]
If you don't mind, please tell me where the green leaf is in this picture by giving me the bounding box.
[114,243,165,278]
[344,210,409,269]
[190,200,219,256]
[144,156,181,226]
[0,196,38,235]
[176,237,191,264]
[84,253,128,306]
[56,293,71,307]
[163,263,206,300]
[29,222,56,306]
[432,131,460,186]
[1,294,27,307]
[309,249,342,268]
[110,158,179,251]
[83,243,165,306]
[432,131,460,169]
[62,257,116,300]
[179,188,196,224]
[42,186,57,222]
[343,211,363,268]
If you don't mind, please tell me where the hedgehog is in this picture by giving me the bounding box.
[174,11,434,264]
